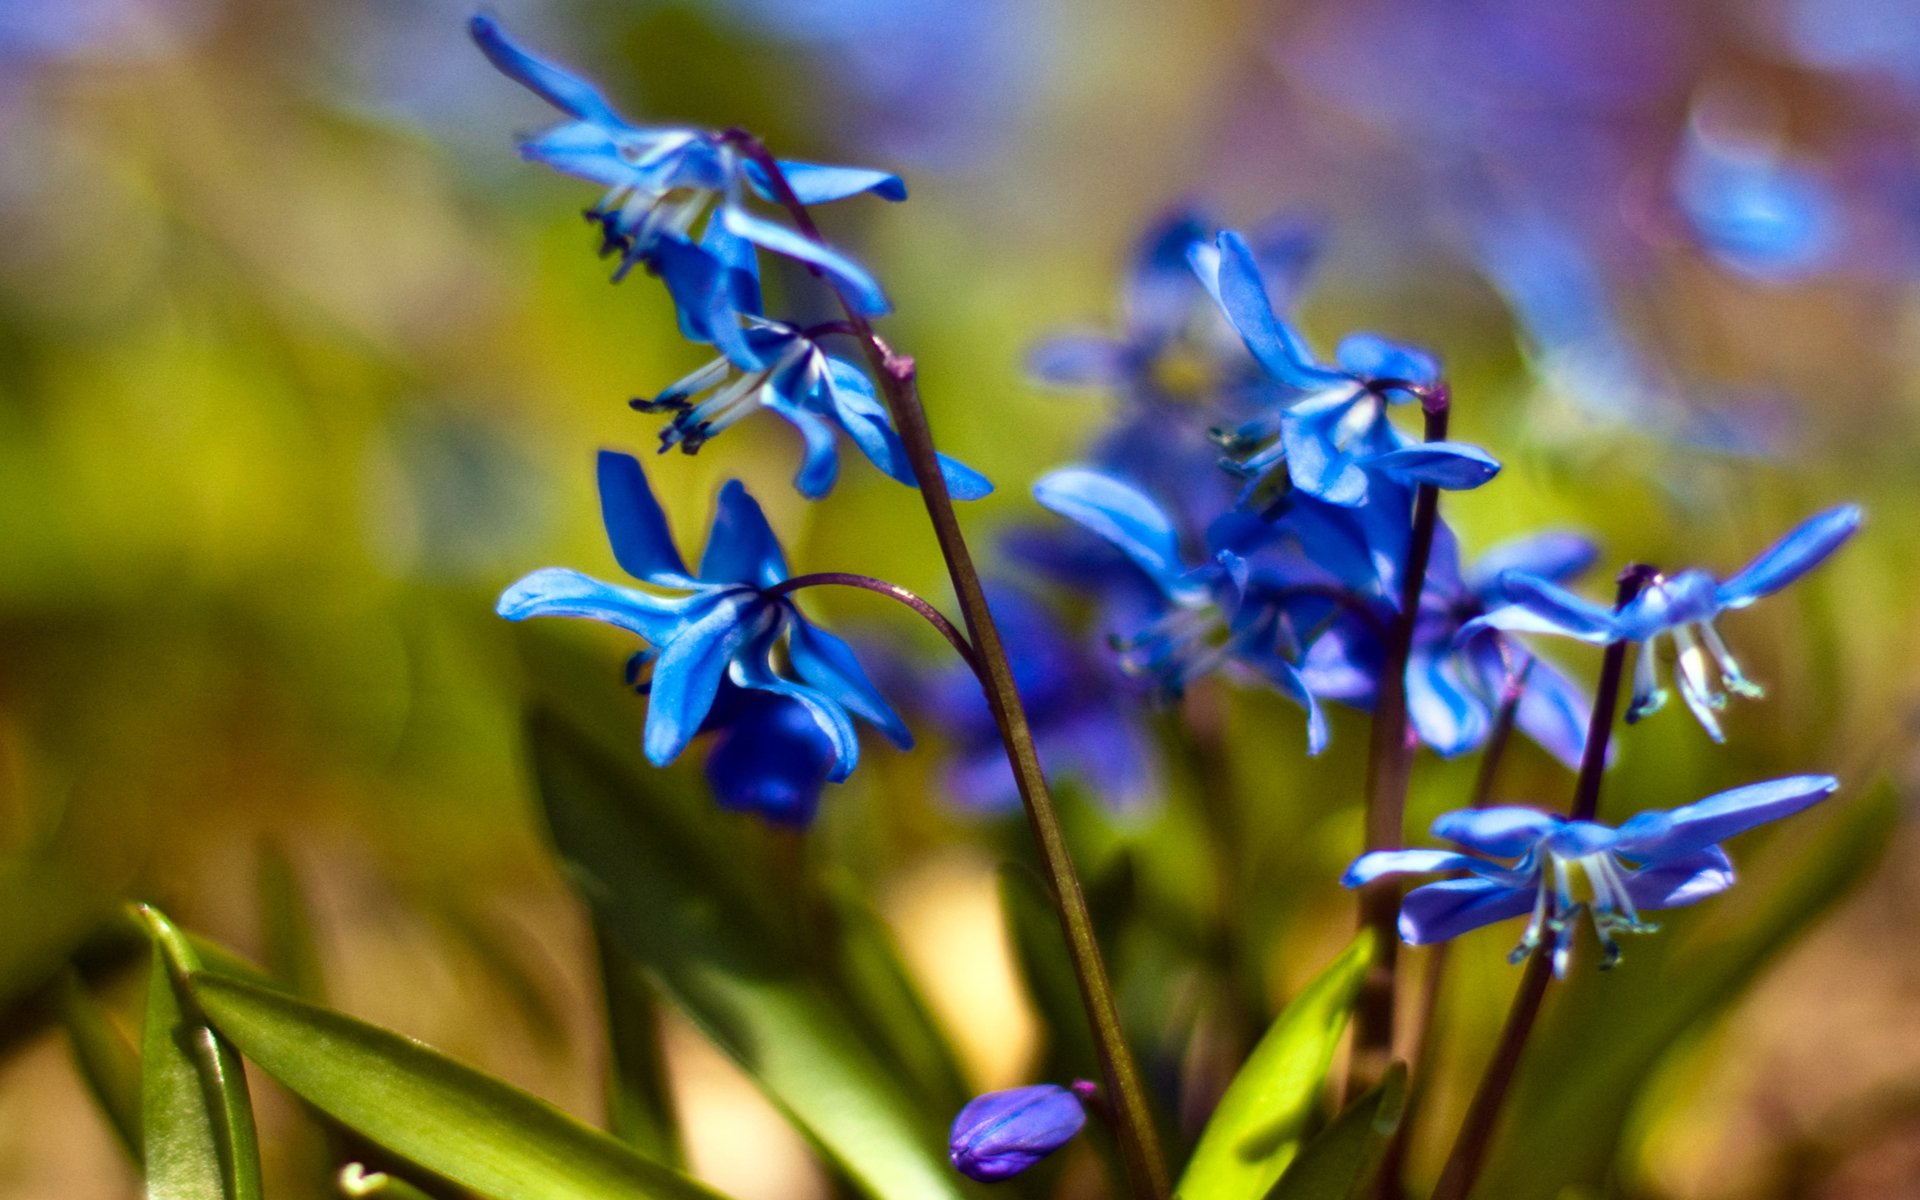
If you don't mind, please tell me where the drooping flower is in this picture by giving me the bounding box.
[922,585,1160,814]
[699,683,838,827]
[1463,505,1861,740]
[949,1083,1089,1182]
[1342,775,1840,974]
[1194,230,1501,507]
[635,318,992,500]
[1033,467,1330,751]
[470,15,903,326]
[497,451,910,775]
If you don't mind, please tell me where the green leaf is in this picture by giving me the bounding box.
[998,865,1100,1076]
[593,918,686,1166]
[337,1163,436,1199]
[139,907,265,1200]
[185,969,729,1200]
[527,707,966,1200]
[1475,780,1899,1198]
[1176,932,1374,1200]
[256,841,328,1001]
[0,859,114,1014]
[58,967,143,1163]
[1265,1064,1406,1200]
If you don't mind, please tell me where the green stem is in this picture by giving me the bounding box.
[726,132,1169,1199]
[1430,566,1653,1200]
[1348,389,1452,1100]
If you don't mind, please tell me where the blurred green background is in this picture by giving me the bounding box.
[3,0,1919,1196]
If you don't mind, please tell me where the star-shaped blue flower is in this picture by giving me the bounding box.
[636,318,992,501]
[1343,775,1840,974]
[498,451,911,776]
[471,16,903,325]
[1033,466,1329,752]
[1463,505,1861,740]
[1194,230,1501,507]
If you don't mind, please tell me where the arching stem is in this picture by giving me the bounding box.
[766,572,978,675]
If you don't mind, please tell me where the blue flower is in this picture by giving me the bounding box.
[923,586,1160,814]
[635,319,992,500]
[1342,775,1840,974]
[700,683,837,827]
[470,15,903,320]
[1675,102,1836,283]
[1194,230,1501,507]
[1034,467,1329,752]
[1463,505,1861,741]
[949,1084,1088,1182]
[497,451,911,775]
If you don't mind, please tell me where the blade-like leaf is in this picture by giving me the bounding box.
[528,707,965,1200]
[1476,781,1898,1198]
[999,865,1099,1076]
[140,907,265,1200]
[59,967,143,1163]
[185,969,729,1200]
[593,918,685,1166]
[256,842,328,1002]
[1265,1064,1407,1200]
[0,859,114,1013]
[1177,933,1374,1200]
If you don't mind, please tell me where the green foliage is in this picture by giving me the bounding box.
[1266,1065,1407,1200]
[1177,933,1374,1200]
[57,968,143,1163]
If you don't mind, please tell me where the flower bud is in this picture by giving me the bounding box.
[948,1084,1087,1182]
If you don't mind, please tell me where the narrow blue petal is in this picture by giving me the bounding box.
[1026,333,1132,387]
[519,122,645,187]
[719,202,891,316]
[1341,849,1489,887]
[1208,230,1342,389]
[1430,807,1563,857]
[950,1085,1086,1183]
[643,592,764,766]
[1715,504,1862,609]
[1510,655,1592,770]
[1367,441,1502,490]
[1397,878,1535,945]
[762,393,841,499]
[1279,390,1372,506]
[1032,468,1187,594]
[1615,570,1720,640]
[496,567,695,645]
[749,159,907,204]
[698,218,764,325]
[819,359,992,499]
[1244,652,1330,755]
[1468,532,1600,595]
[1462,574,1623,644]
[469,15,628,127]
[698,481,788,588]
[651,236,763,371]
[703,692,837,827]
[1332,333,1440,388]
[787,620,914,749]
[1622,847,1735,910]
[1613,775,1839,861]
[728,627,863,783]
[1406,649,1491,758]
[597,451,691,584]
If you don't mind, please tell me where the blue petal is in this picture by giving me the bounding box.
[1026,333,1132,387]
[728,626,863,783]
[1242,651,1330,755]
[1468,532,1600,596]
[519,122,646,187]
[1279,387,1373,506]
[1397,878,1535,945]
[1406,648,1491,758]
[650,236,762,371]
[597,451,692,584]
[1341,849,1490,887]
[698,481,788,588]
[949,1085,1086,1184]
[1462,574,1623,644]
[762,392,841,499]
[468,15,628,127]
[1367,441,1502,491]
[1430,807,1562,857]
[787,619,914,749]
[820,359,992,499]
[698,217,764,327]
[1333,333,1440,389]
[703,692,837,827]
[643,591,765,766]
[1622,847,1735,910]
[748,159,907,204]
[1032,468,1187,595]
[718,201,891,316]
[1042,711,1161,813]
[1510,654,1592,770]
[1715,504,1862,609]
[496,567,696,645]
[1614,570,1721,640]
[1612,775,1840,861]
[1206,230,1342,390]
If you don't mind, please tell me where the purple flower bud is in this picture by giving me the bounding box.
[948,1084,1087,1182]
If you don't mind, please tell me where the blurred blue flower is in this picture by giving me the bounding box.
[1034,467,1329,752]
[636,319,991,501]
[949,1083,1088,1182]
[1464,505,1861,741]
[1675,102,1837,282]
[1343,775,1839,973]
[497,450,910,775]
[1196,230,1500,507]
[700,683,837,827]
[924,586,1159,814]
[470,14,903,320]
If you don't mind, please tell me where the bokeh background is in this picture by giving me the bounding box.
[4,0,1920,1196]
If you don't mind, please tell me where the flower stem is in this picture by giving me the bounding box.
[1429,565,1652,1200]
[766,572,978,674]
[728,132,1170,1199]
[1348,388,1452,1100]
